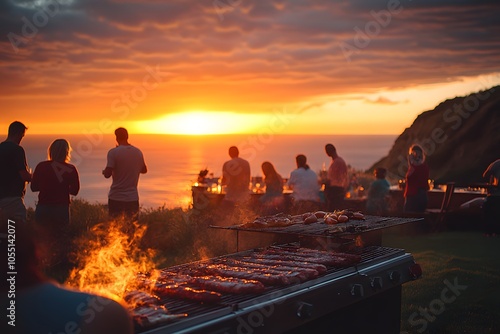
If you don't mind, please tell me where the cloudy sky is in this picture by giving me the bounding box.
[1,0,499,135]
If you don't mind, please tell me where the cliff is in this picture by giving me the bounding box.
[370,85,500,185]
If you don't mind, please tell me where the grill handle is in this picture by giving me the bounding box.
[296,302,314,319]
[389,270,401,283]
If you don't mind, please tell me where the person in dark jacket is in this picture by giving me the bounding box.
[0,121,32,223]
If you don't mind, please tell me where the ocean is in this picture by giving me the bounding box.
[20,134,397,210]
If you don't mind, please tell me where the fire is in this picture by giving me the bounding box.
[195,244,211,261]
[355,235,364,248]
[65,220,158,304]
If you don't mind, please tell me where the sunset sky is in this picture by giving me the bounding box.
[1,0,499,135]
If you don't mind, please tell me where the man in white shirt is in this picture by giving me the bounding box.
[221,146,251,204]
[287,154,321,214]
[103,128,147,219]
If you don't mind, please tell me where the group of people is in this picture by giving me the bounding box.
[0,122,147,225]
[216,142,500,231]
[216,143,351,217]
[217,142,410,218]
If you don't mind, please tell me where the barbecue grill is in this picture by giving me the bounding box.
[138,215,422,334]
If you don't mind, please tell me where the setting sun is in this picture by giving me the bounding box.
[135,111,267,135]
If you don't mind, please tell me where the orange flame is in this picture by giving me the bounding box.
[355,235,364,248]
[65,220,158,304]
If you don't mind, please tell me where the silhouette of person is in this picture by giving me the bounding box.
[260,161,284,215]
[102,128,147,220]
[219,146,251,220]
[0,121,32,224]
[324,144,349,211]
[482,159,500,236]
[31,139,80,269]
[403,144,430,213]
[366,167,390,215]
[287,154,321,214]
[0,224,133,334]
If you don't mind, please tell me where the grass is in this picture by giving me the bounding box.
[33,199,500,333]
[383,228,500,333]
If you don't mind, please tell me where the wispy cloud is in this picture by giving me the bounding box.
[366,96,407,105]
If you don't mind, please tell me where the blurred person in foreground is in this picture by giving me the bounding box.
[219,146,251,222]
[287,154,321,214]
[0,121,32,224]
[0,225,133,334]
[103,127,147,220]
[259,161,284,215]
[366,167,390,215]
[324,144,349,211]
[403,144,429,213]
[31,139,80,269]
[482,159,500,236]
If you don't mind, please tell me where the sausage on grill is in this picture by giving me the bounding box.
[188,275,266,294]
[238,255,328,274]
[158,271,266,294]
[197,263,296,286]
[123,290,161,307]
[260,249,360,267]
[215,258,318,281]
[132,305,187,327]
[154,283,222,304]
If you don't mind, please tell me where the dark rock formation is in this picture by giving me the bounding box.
[370,85,500,185]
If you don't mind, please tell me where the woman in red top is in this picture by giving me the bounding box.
[31,139,80,269]
[403,144,429,213]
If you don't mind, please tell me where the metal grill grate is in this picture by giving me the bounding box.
[211,216,422,237]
